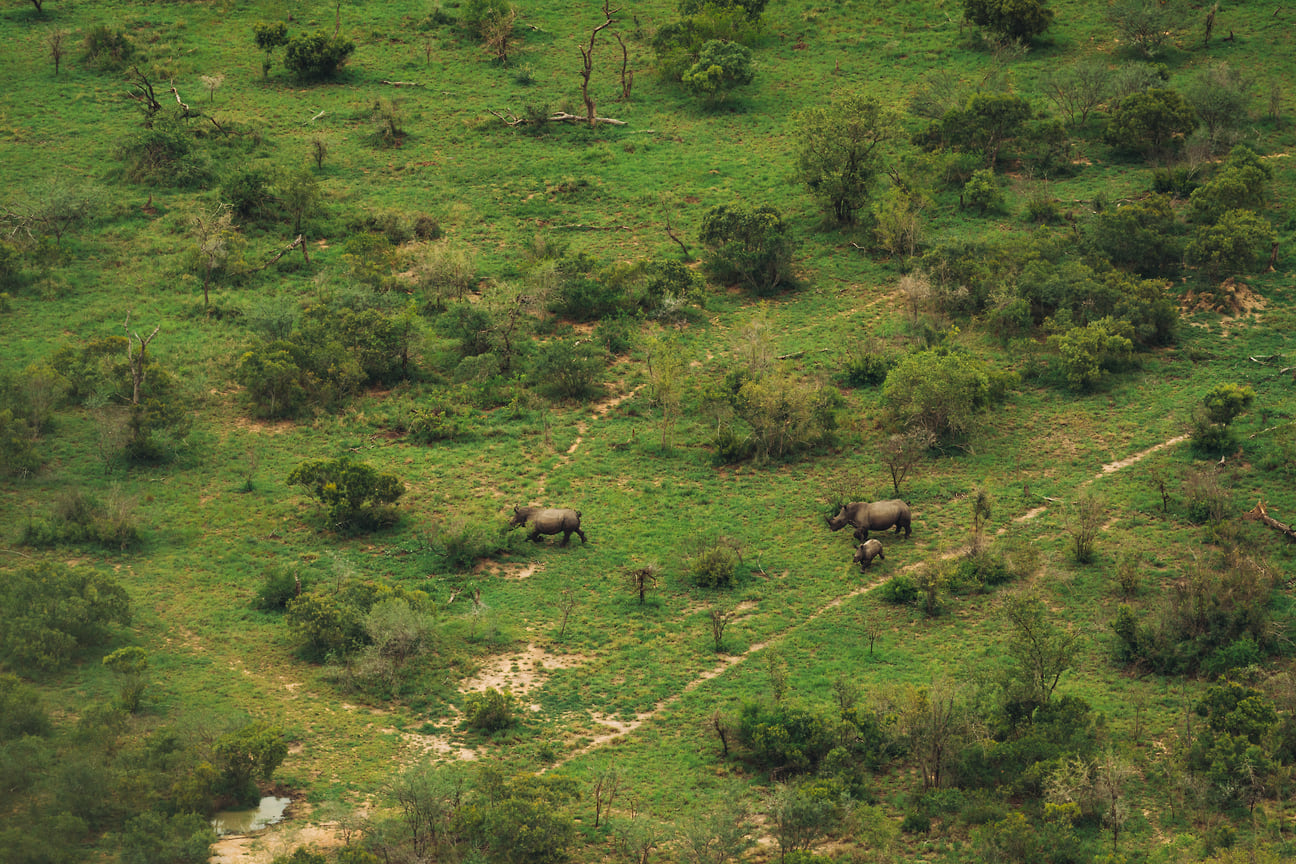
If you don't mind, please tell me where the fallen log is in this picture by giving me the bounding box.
[489,108,627,127]
[1243,500,1296,543]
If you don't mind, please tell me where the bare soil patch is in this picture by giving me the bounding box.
[458,644,588,696]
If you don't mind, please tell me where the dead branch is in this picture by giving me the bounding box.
[579,3,620,126]
[381,80,423,87]
[554,223,632,231]
[260,235,311,270]
[123,312,160,406]
[1243,500,1296,543]
[489,109,626,127]
[776,349,832,360]
[126,66,162,120]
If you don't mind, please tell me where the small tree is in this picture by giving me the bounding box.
[1185,62,1253,148]
[794,92,901,225]
[963,0,1055,44]
[625,565,659,604]
[1048,317,1134,391]
[214,721,288,804]
[191,203,236,314]
[645,334,687,449]
[699,203,795,293]
[961,169,1004,214]
[287,457,405,531]
[1104,88,1197,162]
[102,646,149,713]
[252,21,288,77]
[881,348,1006,443]
[1003,594,1079,706]
[1064,493,1103,563]
[1106,0,1185,57]
[1186,209,1276,278]
[1041,60,1110,126]
[1202,383,1255,426]
[709,606,733,653]
[879,427,934,497]
[681,40,754,106]
[49,29,67,74]
[284,31,355,80]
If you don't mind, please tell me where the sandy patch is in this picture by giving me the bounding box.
[473,559,543,580]
[1099,435,1188,475]
[458,644,588,696]
[211,818,347,864]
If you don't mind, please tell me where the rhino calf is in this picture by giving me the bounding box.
[853,539,885,571]
[508,506,587,546]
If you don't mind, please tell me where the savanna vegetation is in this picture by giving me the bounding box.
[1,1,1295,863]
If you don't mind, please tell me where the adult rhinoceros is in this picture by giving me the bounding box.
[826,499,911,541]
[508,506,587,546]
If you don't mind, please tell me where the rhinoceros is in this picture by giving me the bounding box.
[508,506,587,546]
[826,499,911,541]
[853,539,885,571]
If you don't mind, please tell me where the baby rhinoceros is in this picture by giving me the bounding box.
[853,539,885,572]
[508,506,587,546]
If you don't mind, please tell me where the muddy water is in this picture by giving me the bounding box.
[211,796,291,836]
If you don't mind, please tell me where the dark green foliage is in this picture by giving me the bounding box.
[918,92,1034,171]
[679,0,767,20]
[464,688,517,732]
[963,0,1055,42]
[840,350,893,388]
[1201,637,1263,679]
[254,568,301,612]
[532,339,606,402]
[717,371,842,462]
[272,851,329,864]
[0,407,40,478]
[457,771,578,864]
[688,536,742,588]
[881,347,1010,441]
[407,396,476,443]
[428,518,511,571]
[699,203,795,293]
[1047,317,1134,391]
[214,721,288,804]
[118,811,215,864]
[0,562,131,675]
[681,40,755,105]
[880,572,919,605]
[288,456,405,531]
[284,31,355,80]
[1202,383,1255,426]
[1187,146,1271,223]
[1082,194,1183,277]
[81,25,136,70]
[652,5,763,83]
[102,646,148,712]
[1186,209,1276,278]
[0,674,51,740]
[1187,681,1278,804]
[1104,89,1197,161]
[735,700,836,775]
[1106,0,1183,56]
[253,21,288,52]
[463,0,515,37]
[795,92,900,225]
[962,169,1004,214]
[234,346,312,418]
[117,115,213,187]
[901,812,932,834]
[222,168,278,222]
[285,591,365,662]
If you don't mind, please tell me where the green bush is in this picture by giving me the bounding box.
[1047,317,1135,391]
[82,25,136,70]
[286,592,365,662]
[681,40,755,105]
[1104,88,1197,161]
[1186,209,1276,278]
[794,92,900,225]
[118,116,213,188]
[882,347,1011,442]
[408,396,475,443]
[963,0,1055,43]
[840,350,893,388]
[21,488,142,552]
[0,562,132,675]
[1202,383,1255,426]
[1187,145,1270,223]
[430,518,511,571]
[699,203,796,294]
[735,699,836,774]
[235,346,314,419]
[254,568,301,612]
[284,31,355,80]
[464,688,517,732]
[880,572,918,605]
[0,408,39,478]
[688,537,742,588]
[0,674,52,740]
[1083,194,1182,277]
[962,169,1004,214]
[287,457,405,531]
[531,339,606,402]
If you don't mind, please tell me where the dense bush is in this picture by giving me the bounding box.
[0,562,132,675]
[962,169,1004,214]
[234,346,313,419]
[699,203,796,293]
[81,25,136,70]
[1186,145,1271,223]
[963,0,1055,43]
[464,688,517,732]
[21,488,142,551]
[795,92,900,225]
[531,339,606,402]
[917,92,1034,171]
[287,457,405,531]
[285,592,365,662]
[117,116,213,187]
[735,699,836,775]
[1105,0,1183,57]
[681,40,755,105]
[1047,317,1134,391]
[688,536,743,588]
[1104,88,1197,161]
[0,407,40,478]
[284,31,355,79]
[1186,209,1276,278]
[1083,194,1183,277]
[882,347,1012,442]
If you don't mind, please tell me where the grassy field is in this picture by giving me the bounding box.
[2,1,1296,862]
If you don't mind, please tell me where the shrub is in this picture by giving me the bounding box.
[1104,88,1197,162]
[254,568,301,612]
[1047,317,1134,391]
[841,350,893,388]
[1202,383,1255,426]
[408,397,475,443]
[681,40,754,105]
[963,0,1055,43]
[699,203,795,293]
[21,488,142,551]
[118,116,213,187]
[0,562,132,675]
[0,674,52,740]
[235,346,313,419]
[285,592,364,662]
[882,348,1011,442]
[880,573,918,605]
[1183,466,1229,524]
[1185,63,1253,148]
[1105,0,1183,57]
[0,408,39,478]
[962,169,1004,214]
[430,518,511,571]
[1082,194,1182,277]
[1186,145,1271,223]
[531,339,606,402]
[464,688,517,732]
[688,536,743,589]
[81,25,135,70]
[284,31,355,79]
[794,92,900,225]
[1186,210,1276,278]
[735,700,836,774]
[287,457,405,531]
[462,0,515,37]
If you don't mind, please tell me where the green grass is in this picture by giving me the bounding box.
[3,0,1296,861]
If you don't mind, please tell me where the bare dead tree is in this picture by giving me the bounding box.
[558,588,577,638]
[260,234,311,269]
[880,427,934,497]
[579,2,619,126]
[592,763,619,828]
[709,606,733,653]
[126,66,163,122]
[122,312,159,406]
[710,710,730,756]
[625,565,659,603]
[614,32,633,101]
[49,29,66,74]
[661,194,692,260]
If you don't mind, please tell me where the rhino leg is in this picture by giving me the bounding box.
[560,530,571,547]
[574,526,587,544]
[528,528,544,542]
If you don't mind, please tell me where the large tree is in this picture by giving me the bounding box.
[963,0,1055,43]
[794,93,900,225]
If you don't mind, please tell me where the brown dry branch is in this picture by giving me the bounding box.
[1243,500,1296,543]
